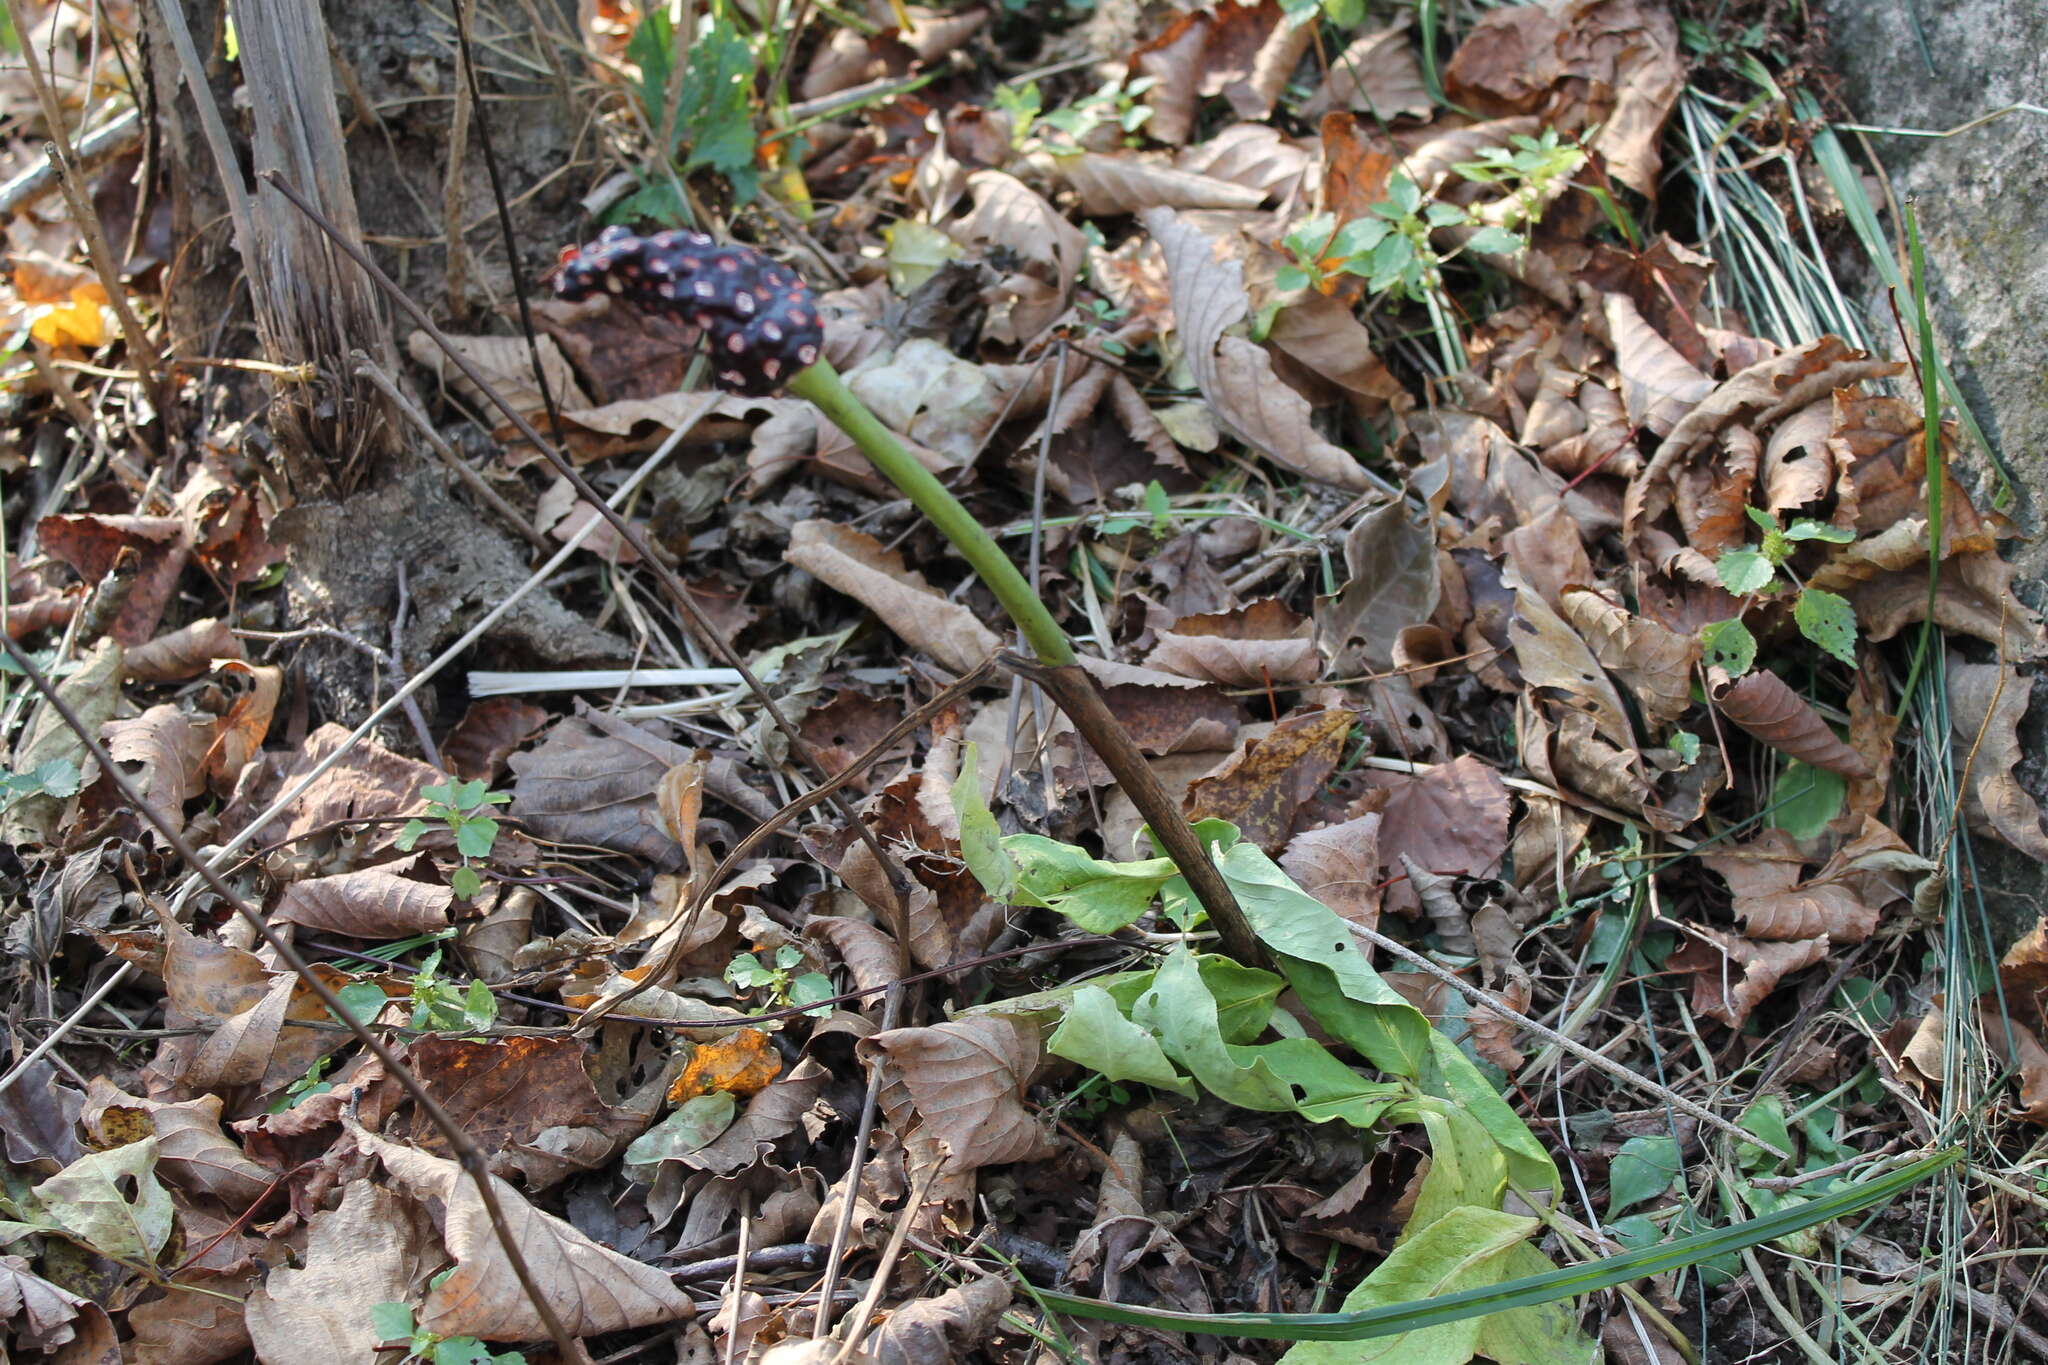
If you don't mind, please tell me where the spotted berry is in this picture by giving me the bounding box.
[552,228,825,397]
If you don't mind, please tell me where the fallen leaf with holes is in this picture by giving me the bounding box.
[1185,707,1356,853]
[80,1080,273,1208]
[1666,926,1826,1028]
[102,704,209,841]
[784,520,1000,675]
[1144,208,1373,491]
[670,1030,783,1102]
[1318,498,1442,672]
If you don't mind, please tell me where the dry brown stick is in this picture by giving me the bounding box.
[255,170,914,996]
[0,636,600,1364]
[1001,653,1263,966]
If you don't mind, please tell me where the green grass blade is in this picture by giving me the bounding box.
[1024,1149,1959,1341]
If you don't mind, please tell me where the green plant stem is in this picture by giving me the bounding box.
[786,359,1264,965]
[788,360,1076,668]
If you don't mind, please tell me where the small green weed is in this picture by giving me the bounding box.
[725,945,834,1017]
[1703,506,1859,672]
[396,779,509,901]
[371,1301,523,1365]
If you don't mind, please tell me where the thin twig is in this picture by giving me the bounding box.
[0,638,598,1364]
[813,983,902,1340]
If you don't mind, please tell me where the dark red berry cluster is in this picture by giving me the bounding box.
[552,226,824,395]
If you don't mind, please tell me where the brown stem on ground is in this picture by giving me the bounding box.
[1003,654,1264,967]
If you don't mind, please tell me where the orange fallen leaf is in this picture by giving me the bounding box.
[669,1029,782,1101]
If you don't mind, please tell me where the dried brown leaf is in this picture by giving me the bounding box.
[1143,208,1372,491]
[103,704,208,841]
[869,1275,1012,1365]
[1947,660,2048,858]
[954,170,1083,299]
[1666,925,1826,1027]
[861,1015,1050,1172]
[1711,669,1874,779]
[1504,564,1637,750]
[243,1180,438,1362]
[1148,598,1320,686]
[785,520,1000,674]
[685,1057,829,1176]
[1605,292,1713,436]
[272,865,454,940]
[39,513,190,645]
[1315,498,1441,672]
[1302,21,1430,120]
[80,1080,273,1207]
[404,328,592,418]
[127,1274,250,1365]
[1177,124,1316,202]
[357,1127,695,1338]
[1561,588,1698,729]
[1059,153,1267,215]
[442,698,549,785]
[1186,707,1356,853]
[124,618,244,683]
[1366,754,1511,918]
[1281,813,1385,931]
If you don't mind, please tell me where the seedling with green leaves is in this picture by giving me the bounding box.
[1702,506,1859,674]
[0,756,78,811]
[404,948,497,1035]
[725,944,834,1017]
[370,1301,524,1365]
[397,779,509,901]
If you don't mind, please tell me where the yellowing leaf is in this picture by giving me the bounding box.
[29,283,110,349]
[669,1029,783,1101]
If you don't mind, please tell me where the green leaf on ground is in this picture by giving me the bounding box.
[1003,835,1178,931]
[1793,588,1858,666]
[1047,985,1192,1097]
[953,742,1017,905]
[1716,548,1776,596]
[1608,1135,1683,1214]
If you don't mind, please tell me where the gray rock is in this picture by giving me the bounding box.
[1823,0,2048,946]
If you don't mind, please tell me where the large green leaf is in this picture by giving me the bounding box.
[952,742,1017,904]
[1047,986,1192,1097]
[1277,1206,1541,1364]
[1024,1149,1960,1341]
[1003,835,1179,932]
[1417,1032,1557,1193]
[1132,948,1400,1127]
[1607,1135,1682,1215]
[1397,1100,1509,1233]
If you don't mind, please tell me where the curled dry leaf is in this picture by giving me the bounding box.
[1143,208,1373,491]
[1503,565,1637,751]
[1185,707,1356,854]
[204,660,283,793]
[1057,152,1267,216]
[404,328,593,418]
[356,1126,695,1339]
[1560,588,1698,730]
[1147,598,1320,686]
[39,513,190,645]
[1666,925,1827,1028]
[103,704,209,842]
[1604,292,1714,437]
[124,618,243,683]
[272,865,454,940]
[684,1056,829,1176]
[1946,660,2048,859]
[1702,830,1883,945]
[860,1015,1051,1172]
[784,519,1000,675]
[1711,669,1874,780]
[441,697,550,785]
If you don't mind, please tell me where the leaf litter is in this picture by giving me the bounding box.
[0,1,2039,1363]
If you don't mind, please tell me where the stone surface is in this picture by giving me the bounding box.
[1822,0,2048,945]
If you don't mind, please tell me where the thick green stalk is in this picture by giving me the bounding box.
[787,360,1076,668]
[788,358,1264,965]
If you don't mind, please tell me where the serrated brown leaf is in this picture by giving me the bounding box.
[272,865,454,940]
[1711,669,1874,779]
[1186,707,1356,853]
[1143,208,1373,491]
[861,1015,1050,1172]
[1561,588,1698,729]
